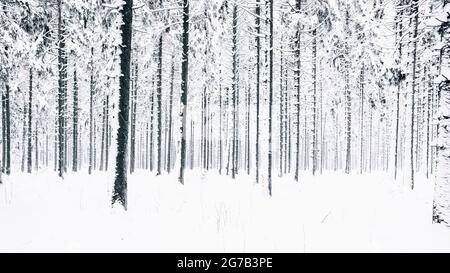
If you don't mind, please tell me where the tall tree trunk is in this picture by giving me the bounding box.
[255,1,261,184]
[57,0,64,178]
[112,0,133,209]
[432,0,450,225]
[167,56,175,173]
[100,97,106,171]
[21,95,27,172]
[27,68,32,173]
[149,77,155,172]
[54,116,57,172]
[294,1,301,181]
[190,120,194,169]
[312,29,318,176]
[35,110,38,171]
[89,48,94,175]
[410,0,419,189]
[360,65,365,174]
[5,83,10,175]
[426,65,432,178]
[105,95,109,170]
[72,67,78,172]
[268,0,274,196]
[156,33,163,176]
[279,42,284,177]
[130,63,137,174]
[63,41,68,173]
[231,4,238,179]
[219,82,223,174]
[344,7,351,175]
[246,84,251,175]
[178,0,189,184]
[2,91,5,173]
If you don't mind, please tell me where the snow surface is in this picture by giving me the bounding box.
[0,171,449,253]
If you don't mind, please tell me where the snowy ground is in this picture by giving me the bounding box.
[0,170,449,252]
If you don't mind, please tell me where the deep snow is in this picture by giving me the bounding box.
[0,170,449,252]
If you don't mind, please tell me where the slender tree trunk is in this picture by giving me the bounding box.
[246,84,250,175]
[19,96,26,172]
[100,98,106,171]
[360,65,365,174]
[53,116,57,172]
[130,63,137,174]
[149,77,155,172]
[105,95,109,170]
[294,22,301,181]
[89,47,94,175]
[344,7,351,174]
[426,66,432,178]
[46,133,48,167]
[63,42,68,173]
[156,33,163,176]
[5,83,10,175]
[178,0,189,184]
[27,68,32,173]
[231,4,238,179]
[72,67,78,172]
[35,111,38,171]
[219,82,223,174]
[279,42,284,177]
[255,1,261,184]
[167,57,175,173]
[2,92,6,173]
[410,0,419,189]
[268,0,274,196]
[112,0,133,209]
[190,120,194,169]
[312,29,318,176]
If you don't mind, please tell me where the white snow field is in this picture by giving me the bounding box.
[0,171,449,252]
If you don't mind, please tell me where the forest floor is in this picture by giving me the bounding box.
[0,169,449,252]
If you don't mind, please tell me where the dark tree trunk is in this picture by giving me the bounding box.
[294,24,301,181]
[100,97,106,171]
[156,34,163,176]
[72,67,78,172]
[231,4,238,179]
[312,29,318,176]
[89,48,94,175]
[149,77,155,172]
[167,56,175,173]
[35,111,38,171]
[57,0,64,178]
[2,92,5,173]
[268,0,274,196]
[112,0,133,209]
[27,68,33,173]
[409,0,419,189]
[105,95,110,171]
[21,95,27,172]
[178,0,189,184]
[255,1,261,184]
[105,95,109,170]
[5,83,10,175]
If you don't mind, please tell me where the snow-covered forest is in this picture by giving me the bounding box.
[1,0,450,252]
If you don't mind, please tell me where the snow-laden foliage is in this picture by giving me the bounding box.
[1,0,450,234]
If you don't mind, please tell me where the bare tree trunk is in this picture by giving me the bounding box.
[432,0,450,225]
[409,0,419,189]
[112,0,133,209]
[255,1,261,184]
[268,0,274,196]
[178,0,189,184]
